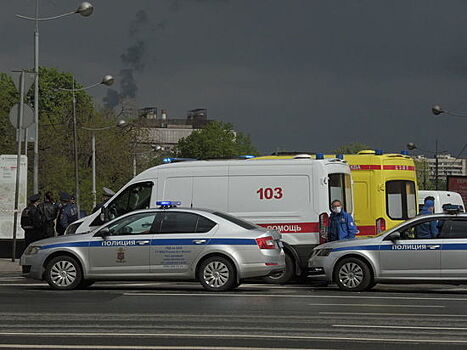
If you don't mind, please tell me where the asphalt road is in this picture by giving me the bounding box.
[1,276,467,349]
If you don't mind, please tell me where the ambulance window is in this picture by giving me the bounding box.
[386,180,416,220]
[108,182,153,219]
[328,174,352,213]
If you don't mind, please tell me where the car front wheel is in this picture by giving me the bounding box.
[198,256,237,292]
[45,255,83,290]
[334,257,373,292]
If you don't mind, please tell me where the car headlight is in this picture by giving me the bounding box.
[315,248,332,257]
[25,246,41,255]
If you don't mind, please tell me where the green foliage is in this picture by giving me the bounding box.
[0,67,137,214]
[176,121,258,160]
[333,142,371,154]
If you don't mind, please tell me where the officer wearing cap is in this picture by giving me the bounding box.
[21,194,43,249]
[56,192,78,235]
[92,187,115,214]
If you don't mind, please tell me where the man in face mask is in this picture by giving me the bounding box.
[328,199,359,241]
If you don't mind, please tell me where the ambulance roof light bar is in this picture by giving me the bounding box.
[375,149,384,155]
[156,201,181,209]
[316,153,325,159]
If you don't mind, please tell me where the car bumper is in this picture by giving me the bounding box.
[20,254,45,280]
[308,255,334,281]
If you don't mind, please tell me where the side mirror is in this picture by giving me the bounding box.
[387,231,400,244]
[97,227,110,239]
[100,207,110,223]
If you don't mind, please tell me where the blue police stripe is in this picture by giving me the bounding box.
[151,238,256,246]
[40,238,257,250]
[333,243,467,252]
[41,241,89,250]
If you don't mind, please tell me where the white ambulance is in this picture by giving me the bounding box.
[69,158,353,283]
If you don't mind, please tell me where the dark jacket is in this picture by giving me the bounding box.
[37,200,59,237]
[21,204,43,247]
[416,205,439,239]
[328,211,359,241]
[56,203,78,235]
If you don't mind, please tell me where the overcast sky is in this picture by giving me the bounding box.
[2,0,467,155]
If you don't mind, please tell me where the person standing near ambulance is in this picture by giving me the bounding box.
[328,199,359,241]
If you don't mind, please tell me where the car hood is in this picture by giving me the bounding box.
[33,234,92,247]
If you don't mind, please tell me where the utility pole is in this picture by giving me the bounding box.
[435,139,439,190]
[12,71,25,262]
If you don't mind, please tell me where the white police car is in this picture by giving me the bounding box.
[21,202,285,292]
[308,206,467,291]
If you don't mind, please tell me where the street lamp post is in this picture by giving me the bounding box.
[432,105,467,118]
[17,1,94,194]
[81,120,126,208]
[59,74,114,216]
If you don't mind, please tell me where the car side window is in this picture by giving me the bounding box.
[440,220,467,239]
[105,213,157,236]
[156,212,216,234]
[399,219,446,240]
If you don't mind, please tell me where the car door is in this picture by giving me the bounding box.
[379,218,447,279]
[440,219,467,279]
[150,211,217,276]
[88,212,157,276]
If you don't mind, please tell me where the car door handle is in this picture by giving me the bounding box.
[193,239,207,245]
[428,245,440,250]
[137,240,151,245]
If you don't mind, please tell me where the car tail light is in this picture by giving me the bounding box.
[376,217,386,234]
[256,236,276,249]
[319,213,329,244]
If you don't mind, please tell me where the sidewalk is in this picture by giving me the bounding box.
[0,258,22,275]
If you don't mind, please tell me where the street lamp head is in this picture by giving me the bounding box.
[432,105,444,116]
[407,142,417,151]
[77,2,94,17]
[116,119,127,128]
[101,75,114,86]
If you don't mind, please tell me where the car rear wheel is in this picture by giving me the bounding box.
[334,257,373,292]
[262,253,294,284]
[198,256,237,292]
[45,255,83,290]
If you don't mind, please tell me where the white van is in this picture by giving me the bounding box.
[418,190,465,213]
[69,158,352,282]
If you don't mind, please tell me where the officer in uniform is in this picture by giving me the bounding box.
[328,199,359,241]
[92,187,115,213]
[56,192,78,235]
[21,194,42,249]
[37,191,59,238]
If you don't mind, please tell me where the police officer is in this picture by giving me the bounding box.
[328,199,359,241]
[37,191,59,238]
[21,194,42,249]
[416,199,439,238]
[56,192,78,235]
[92,187,115,213]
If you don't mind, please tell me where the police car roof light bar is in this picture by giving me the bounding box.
[316,153,325,159]
[156,201,181,208]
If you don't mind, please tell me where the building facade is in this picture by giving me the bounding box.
[415,154,467,181]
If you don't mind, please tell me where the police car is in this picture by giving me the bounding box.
[308,206,467,291]
[21,202,285,292]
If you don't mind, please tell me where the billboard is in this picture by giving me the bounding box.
[0,155,27,239]
[447,175,467,207]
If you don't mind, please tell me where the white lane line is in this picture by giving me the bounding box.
[0,346,330,350]
[0,331,467,344]
[334,324,467,331]
[123,292,466,302]
[0,283,46,287]
[321,311,467,318]
[308,303,443,308]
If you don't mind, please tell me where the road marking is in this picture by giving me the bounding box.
[122,292,466,302]
[0,331,466,344]
[334,324,467,331]
[321,311,467,318]
[308,303,443,308]
[0,346,332,350]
